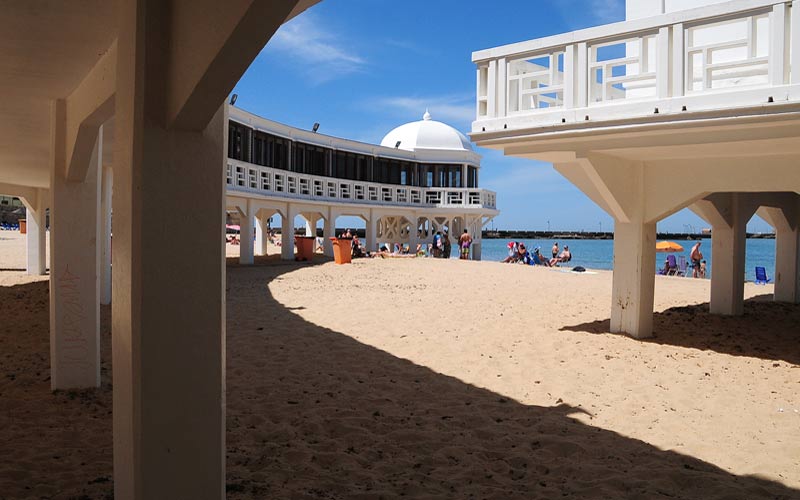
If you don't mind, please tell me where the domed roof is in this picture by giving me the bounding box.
[380,111,473,152]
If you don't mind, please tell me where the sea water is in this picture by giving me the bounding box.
[473,238,776,282]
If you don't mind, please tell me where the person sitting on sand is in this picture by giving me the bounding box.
[351,236,365,258]
[503,242,519,263]
[532,247,550,266]
[549,245,572,266]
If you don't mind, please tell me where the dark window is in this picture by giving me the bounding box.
[228,122,249,161]
[468,166,478,188]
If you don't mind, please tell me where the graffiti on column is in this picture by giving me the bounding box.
[58,265,90,371]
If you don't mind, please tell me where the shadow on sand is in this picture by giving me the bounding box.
[560,295,800,365]
[1,263,798,498]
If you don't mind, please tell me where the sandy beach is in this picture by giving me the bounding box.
[1,231,798,498]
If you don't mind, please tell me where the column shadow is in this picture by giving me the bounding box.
[560,296,800,365]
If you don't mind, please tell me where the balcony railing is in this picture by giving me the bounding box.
[473,0,799,131]
[226,160,497,210]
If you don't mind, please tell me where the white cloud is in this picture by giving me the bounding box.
[372,93,475,126]
[267,14,366,83]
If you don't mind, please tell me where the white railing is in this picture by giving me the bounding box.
[474,0,797,129]
[225,160,497,210]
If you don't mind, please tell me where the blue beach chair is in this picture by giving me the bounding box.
[754,266,771,285]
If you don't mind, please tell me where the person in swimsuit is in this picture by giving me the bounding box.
[458,229,472,260]
[552,242,559,260]
[690,242,703,278]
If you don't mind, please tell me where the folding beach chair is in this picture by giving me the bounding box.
[674,255,688,277]
[755,266,771,285]
[663,254,678,275]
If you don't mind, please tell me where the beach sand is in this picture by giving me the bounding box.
[1,231,798,498]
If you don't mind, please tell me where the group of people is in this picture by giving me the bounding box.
[430,229,474,260]
[342,228,473,260]
[659,241,707,278]
[503,241,572,267]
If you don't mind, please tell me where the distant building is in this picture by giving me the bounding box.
[225,105,498,261]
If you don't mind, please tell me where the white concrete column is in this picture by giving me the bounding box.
[254,210,269,257]
[610,221,657,338]
[773,223,799,303]
[408,216,419,251]
[113,8,230,497]
[708,221,747,316]
[239,200,254,265]
[710,220,747,315]
[365,212,377,253]
[22,189,47,275]
[323,209,336,257]
[304,214,318,237]
[281,204,296,260]
[100,166,113,305]
[49,103,101,389]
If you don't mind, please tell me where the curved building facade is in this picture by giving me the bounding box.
[225,104,499,261]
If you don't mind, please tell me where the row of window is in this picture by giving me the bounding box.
[228,121,479,188]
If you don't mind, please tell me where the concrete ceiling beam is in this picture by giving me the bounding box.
[167,0,304,131]
[0,181,39,205]
[65,40,117,182]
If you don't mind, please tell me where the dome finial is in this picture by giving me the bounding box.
[423,109,431,121]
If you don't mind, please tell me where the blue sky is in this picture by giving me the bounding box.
[232,0,771,233]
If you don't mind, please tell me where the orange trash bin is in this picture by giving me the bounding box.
[330,237,352,264]
[18,219,26,234]
[294,236,316,262]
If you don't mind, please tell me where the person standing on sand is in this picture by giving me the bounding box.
[552,241,559,260]
[690,242,703,278]
[433,231,443,258]
[443,231,451,259]
[459,229,472,260]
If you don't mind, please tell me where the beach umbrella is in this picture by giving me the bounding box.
[655,241,684,252]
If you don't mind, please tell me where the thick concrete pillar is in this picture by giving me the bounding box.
[239,200,254,265]
[774,224,800,302]
[365,212,377,253]
[710,220,747,315]
[49,103,101,388]
[254,210,269,257]
[610,221,657,338]
[112,3,232,496]
[100,166,113,305]
[281,205,296,260]
[23,189,47,275]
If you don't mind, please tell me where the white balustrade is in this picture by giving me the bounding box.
[474,0,796,128]
[225,161,497,210]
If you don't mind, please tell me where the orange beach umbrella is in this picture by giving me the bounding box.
[656,241,684,252]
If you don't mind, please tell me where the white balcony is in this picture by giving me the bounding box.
[472,0,800,135]
[225,160,497,211]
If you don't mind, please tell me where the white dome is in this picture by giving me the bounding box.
[380,111,473,152]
